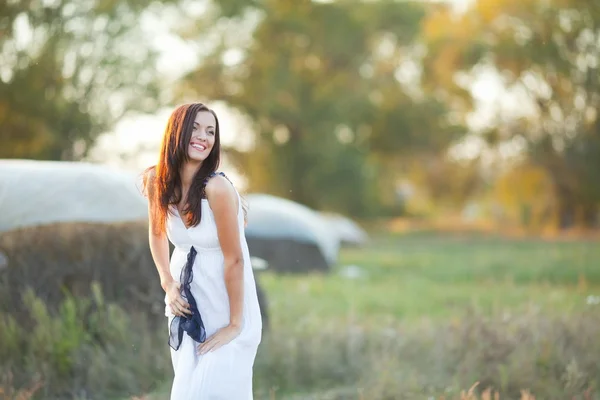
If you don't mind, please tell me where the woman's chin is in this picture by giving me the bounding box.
[187,153,207,163]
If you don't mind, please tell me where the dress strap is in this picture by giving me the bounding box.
[203,171,230,186]
[201,171,236,199]
[203,171,244,219]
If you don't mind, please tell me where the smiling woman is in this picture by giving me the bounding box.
[144,104,222,234]
[141,103,262,400]
[187,112,216,162]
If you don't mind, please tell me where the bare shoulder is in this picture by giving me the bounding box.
[205,174,237,201]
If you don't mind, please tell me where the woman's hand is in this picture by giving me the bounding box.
[165,280,192,317]
[197,324,241,355]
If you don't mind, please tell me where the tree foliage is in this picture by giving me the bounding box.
[423,0,600,227]
[180,0,462,216]
[0,0,175,160]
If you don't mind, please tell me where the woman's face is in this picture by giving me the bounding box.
[187,110,217,163]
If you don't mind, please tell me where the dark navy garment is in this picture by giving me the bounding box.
[168,246,207,350]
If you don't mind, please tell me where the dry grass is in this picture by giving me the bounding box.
[0,373,43,400]
[2,291,598,399]
[249,309,600,400]
[1,227,599,399]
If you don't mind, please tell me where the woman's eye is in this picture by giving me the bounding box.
[208,131,215,136]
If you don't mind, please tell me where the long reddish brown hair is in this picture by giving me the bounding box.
[143,103,221,234]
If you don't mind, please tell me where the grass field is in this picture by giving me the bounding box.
[144,231,600,400]
[263,232,599,326]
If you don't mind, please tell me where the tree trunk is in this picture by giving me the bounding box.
[555,185,577,230]
[286,126,313,207]
[582,202,599,228]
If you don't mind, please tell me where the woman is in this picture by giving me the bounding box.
[142,102,262,399]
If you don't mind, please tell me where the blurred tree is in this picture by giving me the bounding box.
[0,0,176,160]
[178,0,463,216]
[494,163,555,230]
[423,0,600,228]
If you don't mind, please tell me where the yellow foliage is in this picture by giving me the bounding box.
[423,7,479,42]
[494,163,555,229]
[496,164,550,205]
[476,0,535,25]
[422,6,483,87]
[422,8,456,41]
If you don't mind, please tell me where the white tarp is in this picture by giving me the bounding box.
[245,193,340,266]
[320,212,369,246]
[0,159,147,232]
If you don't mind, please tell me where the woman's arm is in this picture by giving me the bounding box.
[146,171,190,317]
[205,175,244,329]
[148,215,173,292]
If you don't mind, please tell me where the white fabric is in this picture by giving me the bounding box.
[320,212,369,246]
[0,159,147,232]
[164,186,262,400]
[245,193,340,265]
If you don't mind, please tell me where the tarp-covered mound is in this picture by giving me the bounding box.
[320,212,369,247]
[0,220,161,317]
[0,220,270,328]
[245,194,340,273]
[0,159,147,233]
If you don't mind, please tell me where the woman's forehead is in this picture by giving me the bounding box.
[194,111,216,127]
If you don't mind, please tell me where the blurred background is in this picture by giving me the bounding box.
[1,0,599,399]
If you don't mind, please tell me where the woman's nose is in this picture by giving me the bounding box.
[194,132,207,140]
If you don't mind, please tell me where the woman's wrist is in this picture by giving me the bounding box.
[161,277,175,291]
[228,319,242,331]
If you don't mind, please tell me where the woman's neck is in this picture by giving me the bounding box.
[180,161,202,187]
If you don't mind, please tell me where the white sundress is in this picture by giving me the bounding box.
[164,172,262,399]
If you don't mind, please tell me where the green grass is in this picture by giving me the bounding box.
[144,232,600,400]
[261,232,599,329]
